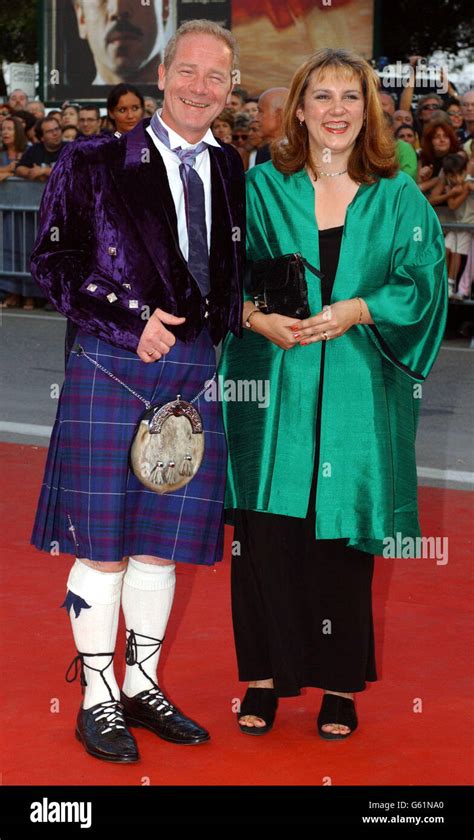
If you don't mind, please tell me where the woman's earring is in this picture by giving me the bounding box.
[298,119,304,127]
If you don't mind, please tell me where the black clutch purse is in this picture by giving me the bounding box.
[248,252,325,319]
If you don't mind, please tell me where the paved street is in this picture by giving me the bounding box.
[0,308,473,492]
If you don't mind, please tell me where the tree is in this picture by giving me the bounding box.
[379,0,474,61]
[0,0,37,96]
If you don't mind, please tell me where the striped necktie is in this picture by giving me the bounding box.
[149,112,211,297]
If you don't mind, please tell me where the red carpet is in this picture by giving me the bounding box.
[1,442,472,786]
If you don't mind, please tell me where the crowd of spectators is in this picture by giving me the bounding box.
[0,57,473,311]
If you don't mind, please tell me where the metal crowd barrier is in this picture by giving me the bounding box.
[0,179,45,280]
[0,179,472,310]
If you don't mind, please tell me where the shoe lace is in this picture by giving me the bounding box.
[65,651,117,703]
[91,700,127,733]
[140,687,176,716]
[125,629,176,717]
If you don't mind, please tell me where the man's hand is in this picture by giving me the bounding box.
[137,307,186,363]
[27,165,51,181]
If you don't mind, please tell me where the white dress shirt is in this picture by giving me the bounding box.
[146,109,221,261]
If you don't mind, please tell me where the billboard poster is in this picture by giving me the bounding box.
[233,0,374,94]
[40,0,373,103]
[41,0,231,103]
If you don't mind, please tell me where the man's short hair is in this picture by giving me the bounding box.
[442,153,467,175]
[163,19,239,76]
[36,115,61,140]
[231,87,248,103]
[79,105,101,120]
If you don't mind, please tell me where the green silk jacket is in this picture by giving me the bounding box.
[218,162,448,557]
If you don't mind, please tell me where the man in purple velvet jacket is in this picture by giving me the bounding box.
[30,19,245,763]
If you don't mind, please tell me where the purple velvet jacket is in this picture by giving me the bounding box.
[30,118,245,351]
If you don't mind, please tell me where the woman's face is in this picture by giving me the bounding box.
[397,127,416,146]
[431,127,451,154]
[109,92,144,134]
[62,107,79,127]
[447,105,463,129]
[1,119,15,146]
[296,70,365,163]
[243,101,258,119]
[248,120,263,148]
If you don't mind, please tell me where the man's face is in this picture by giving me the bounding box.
[393,109,412,128]
[258,93,285,142]
[419,98,440,122]
[74,0,158,80]
[229,94,244,113]
[144,97,158,116]
[79,109,101,135]
[27,102,45,119]
[397,127,415,146]
[243,101,258,119]
[378,92,395,115]
[461,92,474,127]
[158,33,233,144]
[42,119,63,150]
[9,90,28,110]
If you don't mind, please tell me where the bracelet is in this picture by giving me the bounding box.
[355,297,363,324]
[244,306,261,329]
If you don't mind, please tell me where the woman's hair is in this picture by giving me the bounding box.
[107,84,144,122]
[213,108,234,130]
[1,116,28,152]
[61,103,80,115]
[271,48,398,183]
[420,119,460,166]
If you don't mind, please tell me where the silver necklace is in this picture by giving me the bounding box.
[312,167,348,178]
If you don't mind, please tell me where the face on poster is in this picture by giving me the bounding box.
[71,0,171,85]
[43,0,179,101]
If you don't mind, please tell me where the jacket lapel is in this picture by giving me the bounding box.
[108,118,234,290]
[109,119,187,282]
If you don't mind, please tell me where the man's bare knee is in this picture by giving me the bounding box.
[131,555,174,566]
[78,557,128,572]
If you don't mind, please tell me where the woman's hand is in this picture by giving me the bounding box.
[289,299,362,345]
[249,311,305,349]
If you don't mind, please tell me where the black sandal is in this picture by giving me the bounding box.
[317,693,358,740]
[238,687,278,736]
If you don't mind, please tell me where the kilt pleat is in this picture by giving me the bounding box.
[31,325,227,565]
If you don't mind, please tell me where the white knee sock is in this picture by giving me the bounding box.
[65,560,125,710]
[121,557,176,698]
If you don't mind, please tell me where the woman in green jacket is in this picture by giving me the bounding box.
[218,49,447,739]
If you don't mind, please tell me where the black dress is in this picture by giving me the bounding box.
[231,225,378,697]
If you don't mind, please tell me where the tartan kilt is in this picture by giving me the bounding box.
[31,324,227,565]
